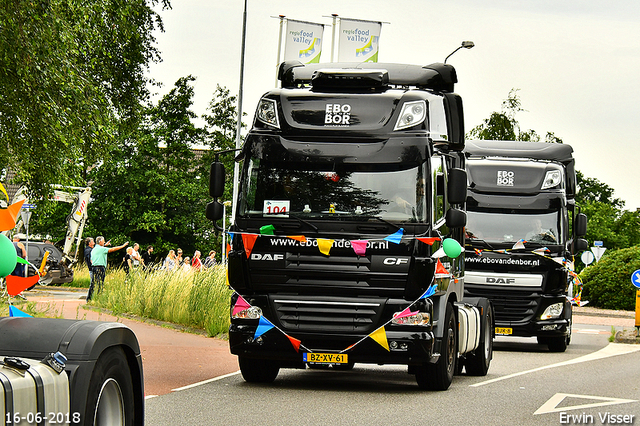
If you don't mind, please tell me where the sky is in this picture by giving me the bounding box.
[147,0,640,210]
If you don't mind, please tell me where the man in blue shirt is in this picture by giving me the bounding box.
[87,236,128,301]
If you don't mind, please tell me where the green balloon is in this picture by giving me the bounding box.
[442,238,462,258]
[0,233,18,278]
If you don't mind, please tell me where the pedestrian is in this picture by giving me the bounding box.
[163,250,177,271]
[176,248,184,267]
[203,250,217,268]
[141,245,154,270]
[84,237,95,288]
[87,236,128,302]
[181,257,191,272]
[122,247,133,275]
[11,235,26,277]
[192,250,203,270]
[131,243,142,269]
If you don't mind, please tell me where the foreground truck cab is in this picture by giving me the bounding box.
[463,140,587,352]
[208,61,494,390]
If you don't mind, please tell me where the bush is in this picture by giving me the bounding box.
[580,245,640,310]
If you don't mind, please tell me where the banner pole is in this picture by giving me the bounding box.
[330,14,338,63]
[231,0,247,225]
[275,15,285,87]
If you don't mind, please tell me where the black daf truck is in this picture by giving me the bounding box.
[463,140,587,352]
[207,61,494,390]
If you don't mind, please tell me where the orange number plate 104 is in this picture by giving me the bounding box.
[303,353,348,364]
[495,327,512,335]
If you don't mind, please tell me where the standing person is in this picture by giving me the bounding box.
[123,247,133,275]
[84,237,95,289]
[131,243,142,269]
[191,250,203,270]
[203,250,217,268]
[176,248,184,267]
[11,235,26,277]
[163,250,176,271]
[181,257,191,272]
[141,245,154,270]
[87,236,128,302]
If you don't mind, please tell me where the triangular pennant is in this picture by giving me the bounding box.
[226,243,231,258]
[0,199,25,232]
[474,248,483,256]
[9,305,32,318]
[286,335,302,353]
[227,232,235,240]
[431,247,446,258]
[0,182,8,203]
[287,235,307,243]
[369,326,390,351]
[6,274,39,296]
[435,258,449,276]
[419,283,437,299]
[317,238,334,256]
[416,237,440,245]
[511,239,526,250]
[242,234,259,258]
[254,316,275,340]
[350,240,368,256]
[394,307,419,320]
[16,257,30,265]
[232,295,251,316]
[260,224,275,235]
[384,228,404,244]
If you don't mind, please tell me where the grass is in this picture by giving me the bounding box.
[0,298,62,318]
[89,265,232,337]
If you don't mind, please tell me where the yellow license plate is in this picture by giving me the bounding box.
[495,327,512,335]
[303,352,348,364]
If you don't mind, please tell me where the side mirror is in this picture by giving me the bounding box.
[209,162,226,198]
[205,201,224,231]
[447,168,467,205]
[446,208,467,229]
[572,238,588,254]
[574,213,587,237]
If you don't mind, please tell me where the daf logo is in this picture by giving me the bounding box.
[486,277,516,284]
[251,253,284,261]
[383,257,409,266]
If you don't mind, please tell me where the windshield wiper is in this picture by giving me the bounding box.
[288,213,319,233]
[465,238,494,250]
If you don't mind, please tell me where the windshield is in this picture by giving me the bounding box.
[239,157,427,222]
[466,211,561,244]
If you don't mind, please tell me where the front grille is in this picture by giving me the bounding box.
[465,286,539,323]
[272,296,384,334]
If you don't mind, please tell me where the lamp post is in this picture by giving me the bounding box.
[444,41,475,64]
[222,201,232,264]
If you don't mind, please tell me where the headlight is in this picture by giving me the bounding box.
[394,100,426,131]
[540,302,563,320]
[541,170,562,189]
[256,98,280,128]
[232,306,263,319]
[392,311,431,326]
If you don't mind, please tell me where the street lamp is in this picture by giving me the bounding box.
[222,201,232,264]
[444,41,475,64]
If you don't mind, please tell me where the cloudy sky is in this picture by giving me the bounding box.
[148,0,640,209]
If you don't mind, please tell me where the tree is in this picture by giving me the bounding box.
[0,0,170,200]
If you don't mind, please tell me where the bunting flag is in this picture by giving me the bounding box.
[474,248,483,256]
[394,307,419,320]
[254,316,275,340]
[0,182,8,203]
[9,305,32,318]
[384,228,404,244]
[287,335,302,352]
[369,326,389,351]
[6,274,39,297]
[350,240,368,256]
[317,238,334,256]
[511,239,526,250]
[287,235,307,243]
[431,247,446,258]
[417,237,440,245]
[242,234,258,258]
[0,199,25,231]
[260,224,275,235]
[435,258,450,276]
[232,294,252,316]
[419,283,437,299]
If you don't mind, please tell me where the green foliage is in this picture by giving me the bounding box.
[580,245,640,310]
[0,0,170,200]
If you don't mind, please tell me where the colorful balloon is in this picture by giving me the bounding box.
[442,238,462,258]
[0,233,18,277]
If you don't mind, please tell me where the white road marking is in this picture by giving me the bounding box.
[171,371,241,392]
[471,343,640,387]
[534,393,637,415]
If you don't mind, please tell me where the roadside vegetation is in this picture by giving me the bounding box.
[88,266,232,337]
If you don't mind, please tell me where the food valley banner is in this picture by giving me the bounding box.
[337,18,382,63]
[283,19,324,64]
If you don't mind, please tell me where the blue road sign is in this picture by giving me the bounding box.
[22,203,36,209]
[632,270,640,289]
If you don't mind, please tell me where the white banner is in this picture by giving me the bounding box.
[337,18,382,63]
[283,19,324,64]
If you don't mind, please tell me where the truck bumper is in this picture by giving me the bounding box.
[229,323,436,366]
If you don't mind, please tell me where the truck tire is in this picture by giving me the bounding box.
[238,356,280,383]
[415,302,457,390]
[547,335,568,352]
[85,346,135,426]
[465,300,493,376]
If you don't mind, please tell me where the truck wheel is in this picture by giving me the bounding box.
[465,300,494,376]
[415,303,457,390]
[85,346,135,426]
[238,356,280,383]
[547,336,568,352]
